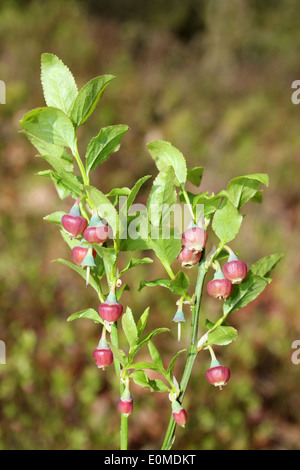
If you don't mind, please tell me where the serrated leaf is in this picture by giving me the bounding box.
[146,237,182,274]
[249,253,284,278]
[85,185,118,234]
[21,130,73,171]
[120,175,152,218]
[41,53,78,116]
[147,140,187,186]
[223,274,269,316]
[39,154,83,196]
[212,198,243,243]
[70,75,115,127]
[85,124,129,175]
[20,107,76,153]
[122,307,138,349]
[67,308,103,325]
[206,325,237,347]
[169,271,190,297]
[226,173,269,210]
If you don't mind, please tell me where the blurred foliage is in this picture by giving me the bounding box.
[0,0,299,450]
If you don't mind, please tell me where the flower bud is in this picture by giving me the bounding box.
[83,212,110,245]
[205,364,231,390]
[119,389,133,417]
[177,246,202,268]
[61,199,87,237]
[207,270,232,300]
[222,253,247,284]
[71,245,96,266]
[98,292,123,323]
[182,225,208,253]
[93,346,113,370]
[172,401,187,428]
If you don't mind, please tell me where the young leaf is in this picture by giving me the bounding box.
[169,271,190,297]
[149,379,170,393]
[148,341,165,371]
[249,253,284,278]
[118,257,153,277]
[67,308,103,325]
[166,349,187,380]
[147,140,187,186]
[20,107,76,153]
[85,125,129,175]
[212,198,243,243]
[223,274,269,316]
[206,325,238,347]
[146,238,182,276]
[226,174,269,210]
[43,211,66,227]
[39,154,83,197]
[120,175,152,219]
[70,75,115,127]
[41,53,78,116]
[130,370,151,389]
[137,307,150,338]
[122,307,138,349]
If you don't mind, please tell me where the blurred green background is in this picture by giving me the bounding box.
[0,0,299,450]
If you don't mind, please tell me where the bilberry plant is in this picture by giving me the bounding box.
[20,53,283,450]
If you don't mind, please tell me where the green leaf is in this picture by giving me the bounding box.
[249,253,284,278]
[148,341,164,371]
[191,193,224,218]
[223,274,269,316]
[37,168,82,199]
[41,53,78,116]
[139,278,171,291]
[147,166,177,228]
[137,307,150,338]
[43,211,66,227]
[70,75,115,127]
[122,307,138,349]
[130,361,161,371]
[53,258,102,298]
[206,325,238,347]
[108,343,128,367]
[93,245,117,283]
[187,166,203,186]
[146,238,182,274]
[226,174,269,210]
[212,198,243,243]
[118,257,153,277]
[147,140,187,186]
[20,107,76,153]
[149,379,170,393]
[120,175,152,218]
[129,328,169,362]
[166,349,186,380]
[85,124,129,175]
[85,185,118,234]
[39,154,83,197]
[130,370,151,389]
[20,130,73,171]
[67,308,103,325]
[169,271,190,297]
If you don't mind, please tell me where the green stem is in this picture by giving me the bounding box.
[181,186,195,223]
[161,252,207,450]
[110,322,129,450]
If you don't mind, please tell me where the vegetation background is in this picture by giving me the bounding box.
[0,0,299,450]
